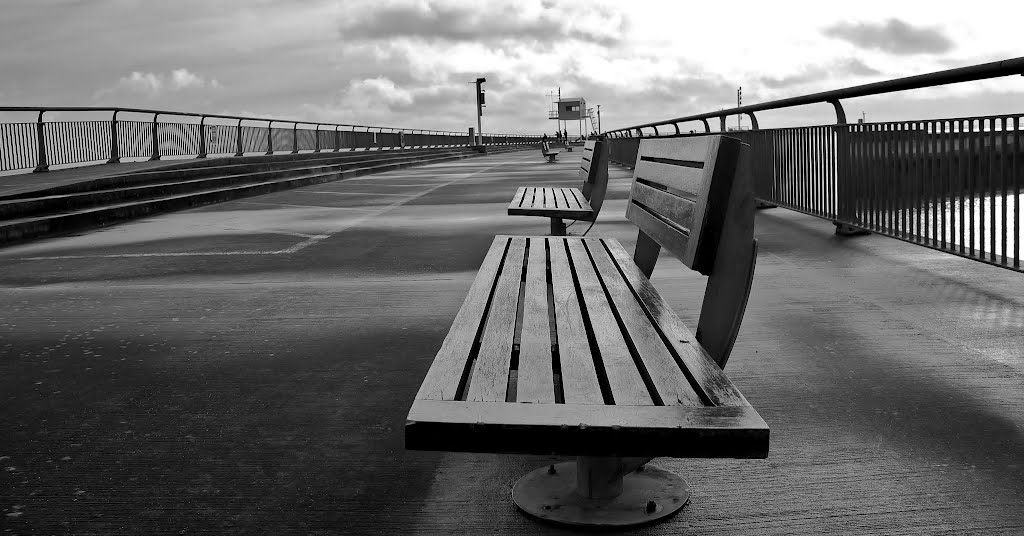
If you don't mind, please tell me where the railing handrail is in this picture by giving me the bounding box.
[0,105,533,138]
[606,56,1024,135]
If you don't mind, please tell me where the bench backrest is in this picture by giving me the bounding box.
[578,138,609,222]
[626,135,756,368]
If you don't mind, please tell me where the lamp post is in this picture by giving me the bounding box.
[472,77,486,146]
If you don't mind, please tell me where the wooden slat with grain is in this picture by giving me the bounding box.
[634,161,709,198]
[507,187,593,219]
[565,239,652,405]
[548,238,604,404]
[510,186,526,208]
[465,236,527,402]
[406,400,769,458]
[564,188,583,211]
[625,200,694,267]
[585,239,705,406]
[628,182,698,234]
[516,237,555,403]
[415,237,511,401]
[639,135,716,163]
[603,238,751,407]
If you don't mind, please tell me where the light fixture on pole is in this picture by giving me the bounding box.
[471,77,486,146]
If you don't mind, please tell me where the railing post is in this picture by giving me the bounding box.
[314,124,320,152]
[701,119,711,133]
[291,123,299,154]
[107,110,120,164]
[719,116,727,133]
[334,126,340,152]
[350,127,357,151]
[235,119,244,157]
[197,115,208,159]
[830,98,866,235]
[266,121,274,155]
[149,113,161,161]
[33,110,49,172]
[746,112,759,130]
[828,99,848,125]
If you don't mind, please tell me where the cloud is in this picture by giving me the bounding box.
[96,68,222,98]
[822,18,954,55]
[337,0,626,47]
[759,58,882,90]
[347,77,415,108]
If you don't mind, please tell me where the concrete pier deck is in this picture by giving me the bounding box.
[1,150,1022,535]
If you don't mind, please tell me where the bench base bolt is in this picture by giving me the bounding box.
[512,458,690,528]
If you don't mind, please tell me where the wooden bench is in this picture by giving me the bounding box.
[407,135,766,528]
[541,141,560,162]
[508,138,609,236]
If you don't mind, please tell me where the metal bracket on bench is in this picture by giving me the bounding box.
[513,457,690,528]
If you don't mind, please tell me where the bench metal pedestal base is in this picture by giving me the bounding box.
[512,458,690,528]
[550,217,567,236]
[833,221,871,236]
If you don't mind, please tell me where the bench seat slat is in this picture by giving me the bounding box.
[517,238,555,403]
[565,239,653,405]
[587,240,705,406]
[414,237,511,401]
[544,188,558,210]
[466,237,527,402]
[604,239,751,407]
[507,186,593,219]
[407,400,769,458]
[549,238,605,404]
[510,186,527,208]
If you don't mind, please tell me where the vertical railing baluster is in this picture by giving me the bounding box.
[291,123,299,154]
[266,121,274,155]
[958,120,966,254]
[1013,116,1020,269]
[334,126,340,152]
[941,120,951,250]
[1000,117,1008,265]
[989,119,997,262]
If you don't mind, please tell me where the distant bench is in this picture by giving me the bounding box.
[540,141,560,162]
[508,138,609,235]
[407,135,767,528]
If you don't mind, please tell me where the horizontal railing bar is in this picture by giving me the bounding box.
[0,106,533,138]
[607,56,1024,134]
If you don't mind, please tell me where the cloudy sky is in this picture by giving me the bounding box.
[1,0,1021,135]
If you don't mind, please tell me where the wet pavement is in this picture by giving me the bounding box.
[1,150,1022,535]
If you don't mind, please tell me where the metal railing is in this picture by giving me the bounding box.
[603,57,1024,272]
[0,106,542,174]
